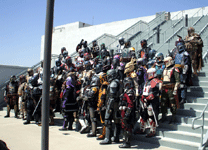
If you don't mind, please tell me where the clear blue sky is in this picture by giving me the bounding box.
[0,0,207,67]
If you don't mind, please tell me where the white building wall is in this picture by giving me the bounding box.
[40,6,208,61]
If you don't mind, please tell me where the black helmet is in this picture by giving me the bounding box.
[83,41,88,48]
[140,39,147,48]
[100,43,106,50]
[123,77,134,90]
[119,37,125,45]
[107,69,117,82]
[61,47,66,54]
[63,51,68,58]
[177,42,186,53]
[112,58,120,69]
[95,63,103,74]
[10,75,16,83]
[155,52,164,64]
[55,59,61,67]
[148,49,157,60]
[91,75,100,87]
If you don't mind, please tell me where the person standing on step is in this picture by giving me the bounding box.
[160,56,180,124]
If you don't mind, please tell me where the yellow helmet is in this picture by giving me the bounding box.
[129,47,135,51]
[99,72,108,85]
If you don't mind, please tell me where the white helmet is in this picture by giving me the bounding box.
[164,56,174,68]
[147,68,156,80]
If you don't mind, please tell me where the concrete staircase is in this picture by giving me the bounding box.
[132,64,208,150]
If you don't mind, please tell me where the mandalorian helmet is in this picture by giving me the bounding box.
[148,49,157,60]
[84,53,90,61]
[95,63,103,74]
[177,42,186,53]
[140,39,147,48]
[84,60,91,70]
[19,75,26,84]
[164,56,174,68]
[123,77,134,90]
[147,68,157,80]
[10,75,16,83]
[112,58,120,69]
[100,43,106,50]
[61,47,66,54]
[27,68,33,76]
[101,49,109,59]
[107,69,117,83]
[83,41,88,48]
[66,56,72,65]
[66,76,74,88]
[99,72,107,85]
[119,37,125,45]
[147,59,155,69]
[155,52,164,64]
[92,40,97,47]
[188,27,195,36]
[55,59,61,67]
[91,75,100,87]
[63,51,68,58]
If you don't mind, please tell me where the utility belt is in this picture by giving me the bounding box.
[175,64,184,68]
[162,83,175,89]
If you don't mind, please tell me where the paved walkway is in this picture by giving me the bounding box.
[0,110,176,150]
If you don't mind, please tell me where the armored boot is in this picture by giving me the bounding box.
[100,126,112,145]
[4,105,10,118]
[14,105,19,119]
[97,126,106,140]
[111,124,121,143]
[79,119,89,134]
[87,121,97,137]
[119,131,131,148]
[180,98,186,104]
[68,117,74,130]
[59,119,68,131]
[146,120,156,138]
[159,113,167,123]
[136,118,146,134]
[49,116,54,125]
[169,114,176,124]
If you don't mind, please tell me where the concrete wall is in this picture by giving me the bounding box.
[0,65,28,107]
[40,6,208,63]
[40,15,156,60]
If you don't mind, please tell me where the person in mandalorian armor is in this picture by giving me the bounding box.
[119,77,135,148]
[18,75,27,120]
[91,40,99,58]
[4,75,19,118]
[84,75,100,137]
[154,52,165,80]
[184,27,203,76]
[60,76,78,130]
[137,68,162,137]
[160,56,180,124]
[100,69,121,145]
[138,39,151,61]
[96,72,109,140]
[174,42,192,104]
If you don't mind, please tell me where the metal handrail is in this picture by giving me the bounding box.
[156,26,184,51]
[193,15,204,26]
[203,49,208,63]
[172,16,184,28]
[199,23,208,36]
[192,102,208,149]
[171,11,183,20]
[192,7,204,18]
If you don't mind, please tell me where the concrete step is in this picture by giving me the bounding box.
[132,134,199,150]
[158,121,208,135]
[156,128,201,143]
[186,96,208,104]
[176,108,208,117]
[181,103,207,110]
[187,90,208,97]
[192,80,208,87]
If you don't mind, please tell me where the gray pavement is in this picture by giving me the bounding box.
[0,110,176,150]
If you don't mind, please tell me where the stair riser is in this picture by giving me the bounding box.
[156,130,201,143]
[132,134,198,150]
